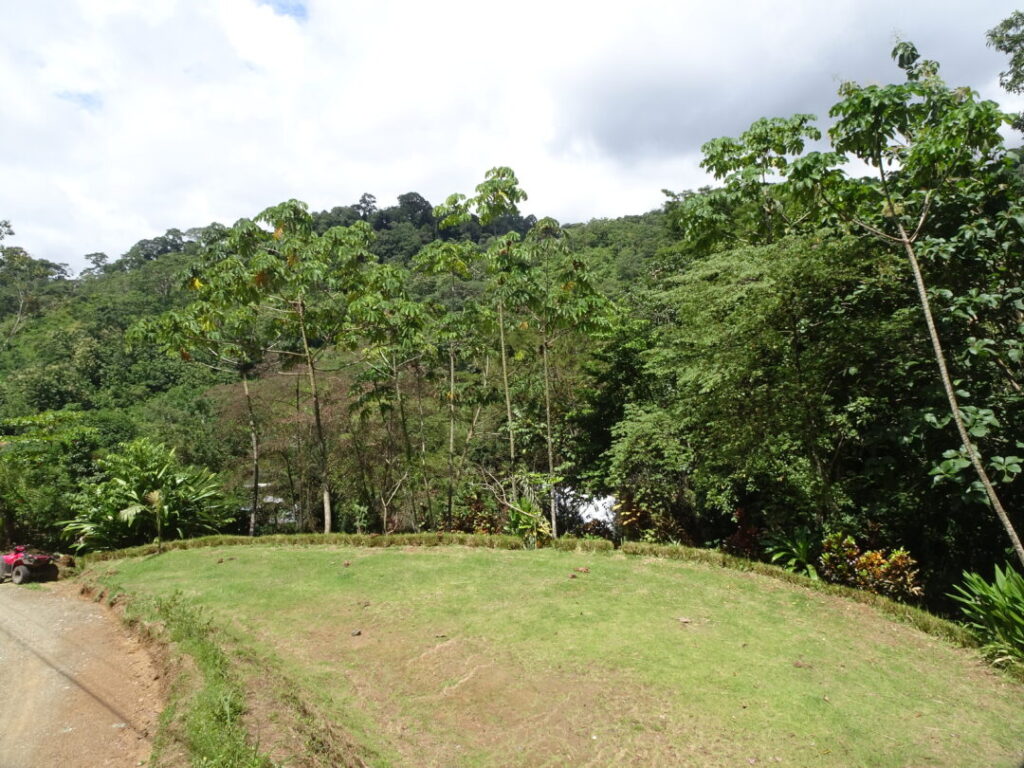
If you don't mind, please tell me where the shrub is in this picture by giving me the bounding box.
[506,497,551,550]
[548,537,614,553]
[606,406,694,540]
[80,532,526,562]
[817,532,861,584]
[819,533,923,602]
[722,507,760,559]
[763,526,819,579]
[570,517,615,542]
[949,564,1024,666]
[63,439,232,552]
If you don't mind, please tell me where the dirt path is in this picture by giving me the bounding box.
[0,582,161,767]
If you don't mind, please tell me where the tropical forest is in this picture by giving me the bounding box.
[1,16,1024,768]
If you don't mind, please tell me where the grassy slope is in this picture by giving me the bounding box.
[91,545,1024,768]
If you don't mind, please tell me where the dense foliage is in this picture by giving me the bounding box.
[950,563,1024,665]
[1,27,1023,615]
[62,438,232,552]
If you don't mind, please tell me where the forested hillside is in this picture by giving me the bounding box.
[2,31,1024,617]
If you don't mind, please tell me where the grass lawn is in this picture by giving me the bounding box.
[89,545,1024,768]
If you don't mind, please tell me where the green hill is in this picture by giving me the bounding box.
[87,543,1024,768]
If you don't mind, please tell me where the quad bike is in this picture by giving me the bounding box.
[0,545,59,585]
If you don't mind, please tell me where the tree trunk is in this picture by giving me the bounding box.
[541,333,558,538]
[497,299,516,476]
[293,375,310,531]
[413,363,431,530]
[392,353,420,529]
[241,373,261,537]
[154,495,163,554]
[447,344,456,529]
[283,449,298,529]
[297,299,332,534]
[453,355,490,498]
[897,223,1024,568]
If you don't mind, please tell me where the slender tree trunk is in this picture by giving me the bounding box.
[897,223,1024,568]
[453,355,490,491]
[392,353,420,529]
[495,296,516,501]
[378,406,396,534]
[541,333,558,537]
[241,373,261,537]
[447,344,456,529]
[297,299,332,534]
[283,450,298,529]
[154,494,163,554]
[497,299,516,477]
[293,375,310,530]
[413,364,431,530]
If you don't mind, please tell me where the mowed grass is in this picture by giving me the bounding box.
[91,545,1024,768]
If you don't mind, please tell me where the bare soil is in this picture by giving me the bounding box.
[0,581,162,767]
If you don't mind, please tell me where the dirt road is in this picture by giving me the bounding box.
[0,583,161,768]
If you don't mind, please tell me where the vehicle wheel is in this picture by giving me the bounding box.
[11,565,30,585]
[42,563,59,582]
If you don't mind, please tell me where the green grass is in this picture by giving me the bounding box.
[86,545,1024,768]
[117,591,273,768]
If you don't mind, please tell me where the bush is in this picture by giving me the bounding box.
[606,406,694,540]
[569,517,615,542]
[80,532,526,562]
[63,438,233,552]
[763,526,819,579]
[818,533,923,602]
[949,564,1024,666]
[548,537,614,553]
[506,498,551,550]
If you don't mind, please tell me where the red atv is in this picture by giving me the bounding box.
[0,545,59,585]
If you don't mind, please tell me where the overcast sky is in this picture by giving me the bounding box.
[2,0,1022,272]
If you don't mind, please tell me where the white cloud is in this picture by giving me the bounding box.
[0,0,1021,271]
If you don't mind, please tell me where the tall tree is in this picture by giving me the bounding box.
[129,296,269,536]
[348,262,428,530]
[413,239,486,527]
[987,11,1024,131]
[205,201,376,533]
[799,43,1024,567]
[692,43,1024,566]
[435,168,529,488]
[522,218,610,536]
[0,227,69,352]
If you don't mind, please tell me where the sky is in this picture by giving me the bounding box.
[2,0,1022,273]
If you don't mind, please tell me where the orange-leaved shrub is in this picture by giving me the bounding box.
[818,533,923,602]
